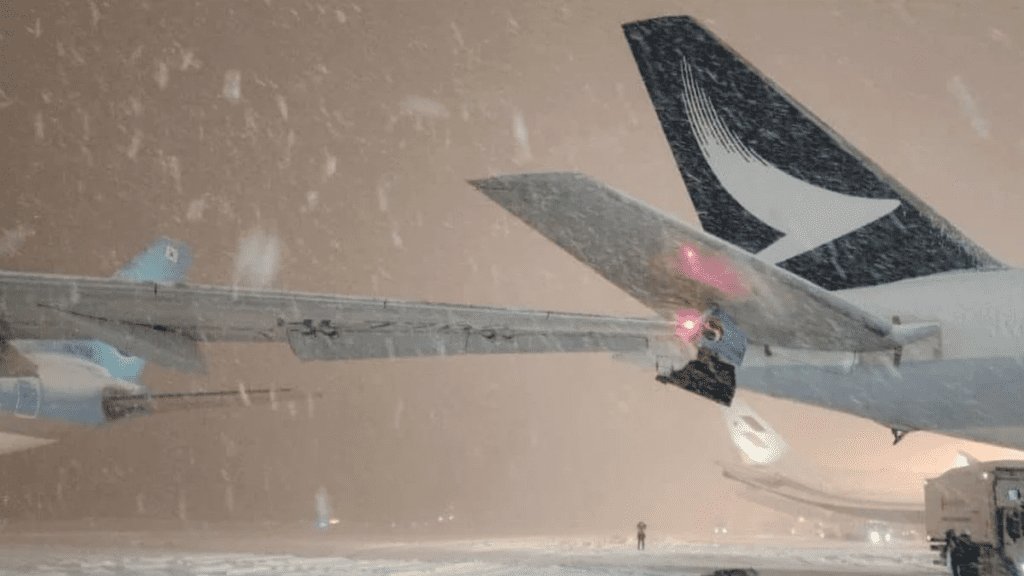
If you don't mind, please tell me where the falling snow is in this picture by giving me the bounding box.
[125,129,143,160]
[401,97,450,121]
[223,70,242,102]
[233,230,282,288]
[154,60,170,90]
[0,225,34,257]
[947,75,990,139]
[186,198,207,222]
[276,94,289,121]
[512,111,532,164]
[323,152,337,180]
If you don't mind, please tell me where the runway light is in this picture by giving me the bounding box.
[869,531,881,544]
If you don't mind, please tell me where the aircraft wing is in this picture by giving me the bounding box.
[719,461,925,525]
[471,172,938,354]
[0,271,675,372]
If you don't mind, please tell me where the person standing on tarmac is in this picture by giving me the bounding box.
[637,521,647,550]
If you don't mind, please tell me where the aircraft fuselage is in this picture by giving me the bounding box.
[740,268,1024,448]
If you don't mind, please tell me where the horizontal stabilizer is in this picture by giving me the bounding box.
[720,463,924,524]
[471,172,916,352]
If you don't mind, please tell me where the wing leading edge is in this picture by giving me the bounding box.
[0,271,675,366]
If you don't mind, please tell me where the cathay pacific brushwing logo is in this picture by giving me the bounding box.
[679,60,900,264]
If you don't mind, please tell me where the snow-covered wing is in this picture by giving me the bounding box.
[720,462,925,524]
[0,271,674,368]
[470,172,933,353]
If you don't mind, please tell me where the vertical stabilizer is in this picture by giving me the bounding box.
[623,16,1002,290]
[113,237,193,284]
[48,238,196,383]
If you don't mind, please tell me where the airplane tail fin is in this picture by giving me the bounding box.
[94,238,194,381]
[721,398,789,465]
[112,237,193,284]
[622,16,1002,291]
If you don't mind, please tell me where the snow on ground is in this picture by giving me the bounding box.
[0,534,946,576]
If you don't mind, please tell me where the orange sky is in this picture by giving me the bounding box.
[1,1,1023,535]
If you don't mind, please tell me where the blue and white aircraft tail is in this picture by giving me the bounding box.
[0,238,298,455]
[112,236,193,285]
[12,237,191,386]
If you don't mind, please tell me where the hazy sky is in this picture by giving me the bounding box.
[2,1,1024,536]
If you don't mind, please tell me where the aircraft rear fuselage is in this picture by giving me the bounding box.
[740,268,1024,448]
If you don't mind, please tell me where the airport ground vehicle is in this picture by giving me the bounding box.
[927,462,1024,575]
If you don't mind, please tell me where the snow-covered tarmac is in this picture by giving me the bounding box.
[0,530,948,576]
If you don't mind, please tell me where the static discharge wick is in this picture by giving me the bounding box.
[673,244,747,345]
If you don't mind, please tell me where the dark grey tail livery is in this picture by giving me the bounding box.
[623,16,1003,291]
